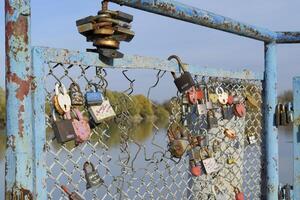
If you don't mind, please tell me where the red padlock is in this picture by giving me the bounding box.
[234,187,244,200]
[227,95,234,105]
[234,103,246,117]
[186,86,203,105]
[190,160,202,176]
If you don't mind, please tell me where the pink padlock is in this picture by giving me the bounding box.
[72,108,91,143]
[189,160,202,176]
[234,187,245,200]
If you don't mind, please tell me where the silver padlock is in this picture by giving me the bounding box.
[89,99,116,123]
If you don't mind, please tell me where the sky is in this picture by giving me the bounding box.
[1,0,300,99]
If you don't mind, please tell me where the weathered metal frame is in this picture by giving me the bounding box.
[293,77,300,198]
[5,0,300,199]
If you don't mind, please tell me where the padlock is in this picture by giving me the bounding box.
[204,86,213,110]
[207,110,218,129]
[224,128,237,140]
[209,93,219,104]
[84,162,104,189]
[52,110,76,144]
[227,156,236,164]
[69,82,84,106]
[234,103,246,118]
[247,132,257,144]
[275,103,281,127]
[215,86,228,105]
[280,103,287,126]
[200,147,219,174]
[227,93,234,105]
[169,139,190,158]
[234,187,245,200]
[286,102,294,124]
[212,185,226,200]
[189,159,202,177]
[53,83,72,115]
[186,86,203,104]
[197,103,207,116]
[222,105,234,120]
[88,99,116,123]
[72,108,91,144]
[61,185,85,200]
[245,92,259,109]
[169,55,195,93]
[85,84,104,105]
[212,139,221,153]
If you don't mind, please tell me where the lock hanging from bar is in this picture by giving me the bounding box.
[76,0,135,59]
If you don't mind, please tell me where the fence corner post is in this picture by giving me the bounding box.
[264,41,279,199]
[5,0,34,198]
[293,77,300,199]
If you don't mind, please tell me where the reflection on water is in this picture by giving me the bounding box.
[0,125,295,197]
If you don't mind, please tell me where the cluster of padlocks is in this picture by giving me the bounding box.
[275,102,294,127]
[76,0,134,59]
[51,81,116,199]
[166,55,262,199]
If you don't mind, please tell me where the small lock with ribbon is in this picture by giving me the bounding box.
[69,82,84,106]
[84,162,104,189]
[85,84,104,105]
[53,83,72,115]
[52,110,76,144]
[169,55,195,93]
[89,99,116,123]
[72,108,91,144]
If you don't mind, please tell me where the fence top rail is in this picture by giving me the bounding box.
[33,46,263,80]
[110,0,300,43]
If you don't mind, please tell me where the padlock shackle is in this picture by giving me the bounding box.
[83,161,96,173]
[168,55,186,73]
[73,108,84,121]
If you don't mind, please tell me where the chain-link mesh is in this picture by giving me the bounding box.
[44,62,264,200]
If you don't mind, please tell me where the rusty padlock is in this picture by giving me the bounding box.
[169,139,190,158]
[224,128,237,140]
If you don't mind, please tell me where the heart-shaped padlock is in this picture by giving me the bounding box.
[215,86,228,105]
[234,103,246,117]
[53,83,72,114]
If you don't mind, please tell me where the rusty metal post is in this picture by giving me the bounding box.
[5,0,34,198]
[264,42,279,199]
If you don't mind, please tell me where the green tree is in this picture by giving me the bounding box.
[0,88,5,128]
[134,95,153,117]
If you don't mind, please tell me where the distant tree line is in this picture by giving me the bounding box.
[0,87,294,129]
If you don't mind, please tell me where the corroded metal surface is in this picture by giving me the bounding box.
[33,46,264,80]
[110,0,277,42]
[5,0,34,198]
[264,42,278,200]
[293,77,300,198]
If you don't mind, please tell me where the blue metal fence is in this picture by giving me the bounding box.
[4,0,300,199]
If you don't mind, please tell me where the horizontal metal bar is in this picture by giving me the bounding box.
[33,46,263,80]
[276,32,300,43]
[110,0,277,42]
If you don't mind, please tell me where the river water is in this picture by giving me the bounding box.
[0,128,293,199]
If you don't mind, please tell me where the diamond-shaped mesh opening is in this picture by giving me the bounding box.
[45,62,264,200]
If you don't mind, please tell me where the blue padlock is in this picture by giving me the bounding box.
[85,84,104,105]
